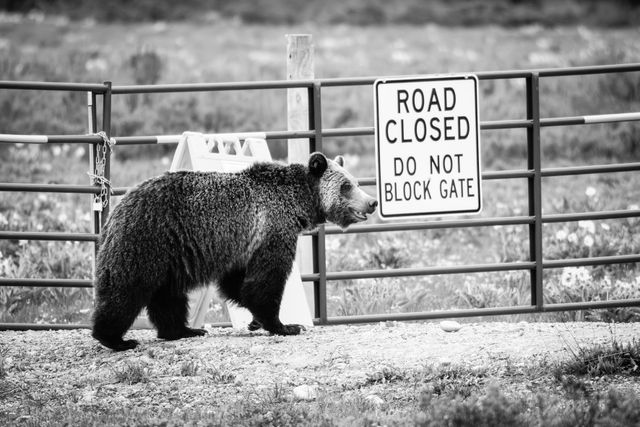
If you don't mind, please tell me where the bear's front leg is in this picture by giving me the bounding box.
[241,250,304,336]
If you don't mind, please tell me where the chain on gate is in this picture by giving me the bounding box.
[87,131,114,212]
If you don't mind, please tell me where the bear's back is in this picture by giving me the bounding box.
[97,163,314,286]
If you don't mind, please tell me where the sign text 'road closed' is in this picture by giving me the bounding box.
[374,75,482,219]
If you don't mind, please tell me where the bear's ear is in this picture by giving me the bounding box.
[308,152,328,177]
[334,155,345,167]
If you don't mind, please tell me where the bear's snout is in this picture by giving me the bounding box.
[366,198,378,214]
[346,190,377,224]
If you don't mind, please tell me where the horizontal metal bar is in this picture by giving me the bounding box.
[543,254,640,269]
[0,134,104,144]
[309,209,639,239]
[3,298,637,330]
[0,231,98,242]
[113,130,318,145]
[320,119,532,137]
[112,79,316,94]
[542,162,640,177]
[542,209,640,223]
[302,253,640,283]
[542,298,640,312]
[312,63,640,87]
[301,261,535,282]
[322,127,374,137]
[47,135,104,143]
[0,183,101,194]
[357,177,376,186]
[307,215,534,236]
[541,112,640,127]
[320,297,640,325]
[0,81,107,92]
[483,169,533,179]
[481,119,531,130]
[322,305,539,325]
[536,63,640,77]
[356,163,628,187]
[0,278,93,288]
[5,111,638,147]
[356,169,533,187]
[112,187,129,196]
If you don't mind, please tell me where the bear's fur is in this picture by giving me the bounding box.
[92,152,377,351]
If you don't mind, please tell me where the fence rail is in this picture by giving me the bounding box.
[1,62,640,330]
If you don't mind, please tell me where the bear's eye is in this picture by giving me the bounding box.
[340,182,352,193]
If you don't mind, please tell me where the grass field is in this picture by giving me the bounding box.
[1,16,640,324]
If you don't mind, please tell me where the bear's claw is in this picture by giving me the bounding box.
[158,327,207,341]
[247,319,263,331]
[271,324,306,336]
[95,337,139,352]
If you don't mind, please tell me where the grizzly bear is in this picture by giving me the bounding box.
[92,152,377,351]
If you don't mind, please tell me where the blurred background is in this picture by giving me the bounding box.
[1,0,639,325]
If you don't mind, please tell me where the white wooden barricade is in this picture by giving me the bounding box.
[169,132,313,330]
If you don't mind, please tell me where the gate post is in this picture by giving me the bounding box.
[286,34,317,317]
[526,73,543,310]
[87,91,99,284]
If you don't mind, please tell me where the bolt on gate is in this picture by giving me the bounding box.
[1,63,640,330]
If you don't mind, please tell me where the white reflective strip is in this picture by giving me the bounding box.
[156,132,267,144]
[208,132,267,141]
[584,112,640,124]
[0,134,48,144]
[157,135,182,144]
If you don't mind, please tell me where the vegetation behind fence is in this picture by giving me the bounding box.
[1,20,640,328]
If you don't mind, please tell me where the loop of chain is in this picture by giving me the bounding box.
[87,131,115,210]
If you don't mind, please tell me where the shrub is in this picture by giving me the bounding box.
[113,360,150,385]
[416,384,527,427]
[559,336,640,376]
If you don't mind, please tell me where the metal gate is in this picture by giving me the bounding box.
[1,63,640,330]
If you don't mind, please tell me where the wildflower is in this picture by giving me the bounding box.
[601,223,610,231]
[585,186,597,197]
[19,240,28,246]
[0,213,8,227]
[58,213,68,223]
[74,147,86,158]
[629,204,639,211]
[561,267,590,288]
[578,220,595,234]
[52,146,62,156]
[567,233,578,244]
[555,229,568,240]
[583,235,594,247]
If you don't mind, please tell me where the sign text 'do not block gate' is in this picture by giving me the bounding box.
[374,75,482,219]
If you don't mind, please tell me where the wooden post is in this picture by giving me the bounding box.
[286,34,316,316]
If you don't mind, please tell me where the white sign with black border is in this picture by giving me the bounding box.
[374,74,482,219]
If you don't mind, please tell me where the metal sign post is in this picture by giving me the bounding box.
[374,75,482,219]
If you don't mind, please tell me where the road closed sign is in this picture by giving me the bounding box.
[374,74,482,219]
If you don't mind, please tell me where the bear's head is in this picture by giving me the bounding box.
[308,152,378,229]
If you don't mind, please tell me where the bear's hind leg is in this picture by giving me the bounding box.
[147,285,207,341]
[92,298,143,351]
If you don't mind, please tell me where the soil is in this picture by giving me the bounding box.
[0,321,638,421]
